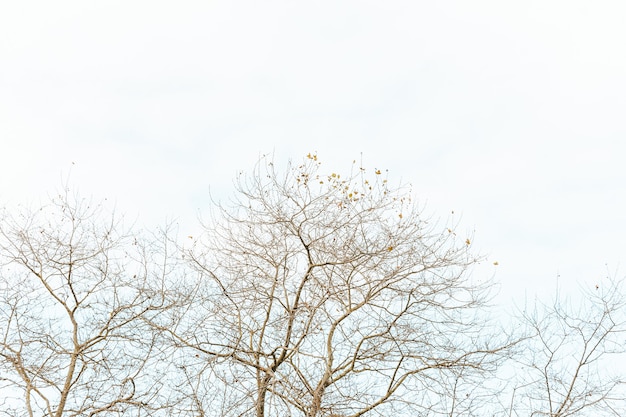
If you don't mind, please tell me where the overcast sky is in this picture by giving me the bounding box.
[1,0,625,304]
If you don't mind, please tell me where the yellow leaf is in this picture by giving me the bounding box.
[375,169,381,175]
[465,238,471,245]
[493,261,499,266]
[387,246,393,251]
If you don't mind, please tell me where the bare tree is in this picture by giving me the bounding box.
[509,278,626,417]
[0,191,177,417]
[158,154,515,417]
[3,159,623,417]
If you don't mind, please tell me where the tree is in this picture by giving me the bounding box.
[0,191,177,417]
[3,156,624,417]
[155,154,515,417]
[508,278,626,417]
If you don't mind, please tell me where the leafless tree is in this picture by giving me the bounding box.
[508,278,626,417]
[158,154,515,417]
[11,157,623,417]
[0,191,177,417]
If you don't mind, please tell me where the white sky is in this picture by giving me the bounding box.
[1,0,625,304]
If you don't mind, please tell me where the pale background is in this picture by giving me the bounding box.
[1,0,625,306]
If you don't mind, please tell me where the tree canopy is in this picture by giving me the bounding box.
[1,154,624,417]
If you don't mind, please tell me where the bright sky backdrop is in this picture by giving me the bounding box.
[2,0,625,304]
